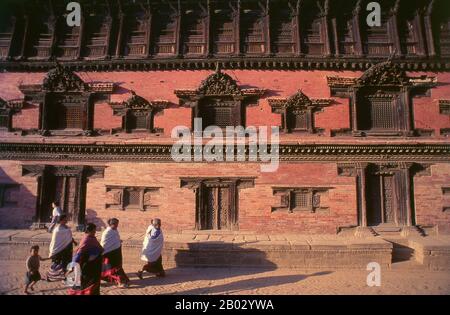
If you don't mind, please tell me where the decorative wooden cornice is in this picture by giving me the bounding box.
[268,90,332,112]
[22,164,106,178]
[180,177,256,190]
[327,60,437,91]
[109,91,169,115]
[1,143,449,163]
[19,65,115,96]
[0,98,24,112]
[3,57,450,73]
[175,66,265,106]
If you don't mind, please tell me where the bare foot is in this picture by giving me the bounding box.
[30,286,35,291]
[137,271,143,280]
[23,290,30,295]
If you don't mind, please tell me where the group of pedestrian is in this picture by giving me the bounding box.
[24,201,165,295]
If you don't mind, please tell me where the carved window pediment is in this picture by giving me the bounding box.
[42,64,86,92]
[109,91,169,133]
[272,186,332,213]
[175,67,265,130]
[328,61,437,137]
[268,91,332,133]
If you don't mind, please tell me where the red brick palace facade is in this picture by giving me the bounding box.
[0,0,449,236]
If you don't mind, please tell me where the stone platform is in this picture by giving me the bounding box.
[0,229,449,270]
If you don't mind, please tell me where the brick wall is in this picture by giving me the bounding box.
[1,70,449,138]
[0,159,448,234]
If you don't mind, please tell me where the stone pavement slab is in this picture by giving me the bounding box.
[0,230,21,242]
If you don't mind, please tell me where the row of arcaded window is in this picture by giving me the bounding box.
[0,0,449,61]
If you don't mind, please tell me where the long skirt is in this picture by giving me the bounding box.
[68,254,103,295]
[46,243,73,282]
[142,255,165,276]
[101,247,130,285]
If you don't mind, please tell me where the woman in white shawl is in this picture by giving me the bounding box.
[100,218,129,287]
[137,218,165,279]
[46,214,77,282]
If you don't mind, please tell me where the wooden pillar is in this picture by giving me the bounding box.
[235,0,241,55]
[264,0,270,55]
[175,0,181,57]
[357,163,368,227]
[401,163,414,226]
[424,14,436,57]
[353,3,363,56]
[114,7,125,58]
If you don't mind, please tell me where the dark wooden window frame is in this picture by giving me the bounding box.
[105,185,160,212]
[0,183,20,208]
[328,60,437,137]
[271,187,331,213]
[109,91,168,134]
[175,66,265,131]
[268,90,332,134]
[0,98,24,132]
[19,64,114,136]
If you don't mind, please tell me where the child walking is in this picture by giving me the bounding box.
[24,245,48,295]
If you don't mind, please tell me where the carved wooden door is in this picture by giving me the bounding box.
[201,185,231,230]
[367,174,396,226]
[44,175,79,223]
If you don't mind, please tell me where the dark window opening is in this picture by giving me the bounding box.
[212,7,235,54]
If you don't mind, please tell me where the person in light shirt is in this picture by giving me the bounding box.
[137,218,165,279]
[47,201,63,233]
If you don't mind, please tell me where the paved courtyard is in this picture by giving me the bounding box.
[1,260,450,295]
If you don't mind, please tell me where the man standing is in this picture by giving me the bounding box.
[47,201,63,233]
[137,218,165,279]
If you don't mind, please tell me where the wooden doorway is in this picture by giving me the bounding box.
[200,184,232,230]
[43,175,80,223]
[366,174,397,226]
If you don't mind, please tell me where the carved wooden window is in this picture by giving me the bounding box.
[439,100,450,115]
[182,9,207,56]
[272,187,330,213]
[436,11,450,56]
[127,112,150,131]
[26,14,54,59]
[301,13,325,55]
[398,8,423,56]
[47,96,87,131]
[123,7,149,57]
[105,186,159,211]
[271,5,297,55]
[82,13,111,59]
[212,6,236,54]
[0,10,16,60]
[202,106,233,129]
[358,95,399,131]
[0,114,9,129]
[361,2,394,56]
[151,8,177,56]
[287,110,309,131]
[0,184,20,208]
[55,18,81,59]
[241,6,266,54]
[335,3,357,55]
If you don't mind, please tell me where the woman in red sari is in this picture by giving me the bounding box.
[100,218,130,287]
[68,223,103,295]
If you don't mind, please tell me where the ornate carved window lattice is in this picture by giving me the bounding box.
[270,0,299,55]
[81,4,112,59]
[122,3,150,58]
[18,64,114,136]
[106,185,160,212]
[0,183,20,208]
[328,60,437,137]
[272,187,331,213]
[268,90,332,134]
[151,4,178,56]
[212,1,237,55]
[175,66,265,131]
[0,98,24,132]
[109,91,169,133]
[241,1,268,54]
[182,3,208,56]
